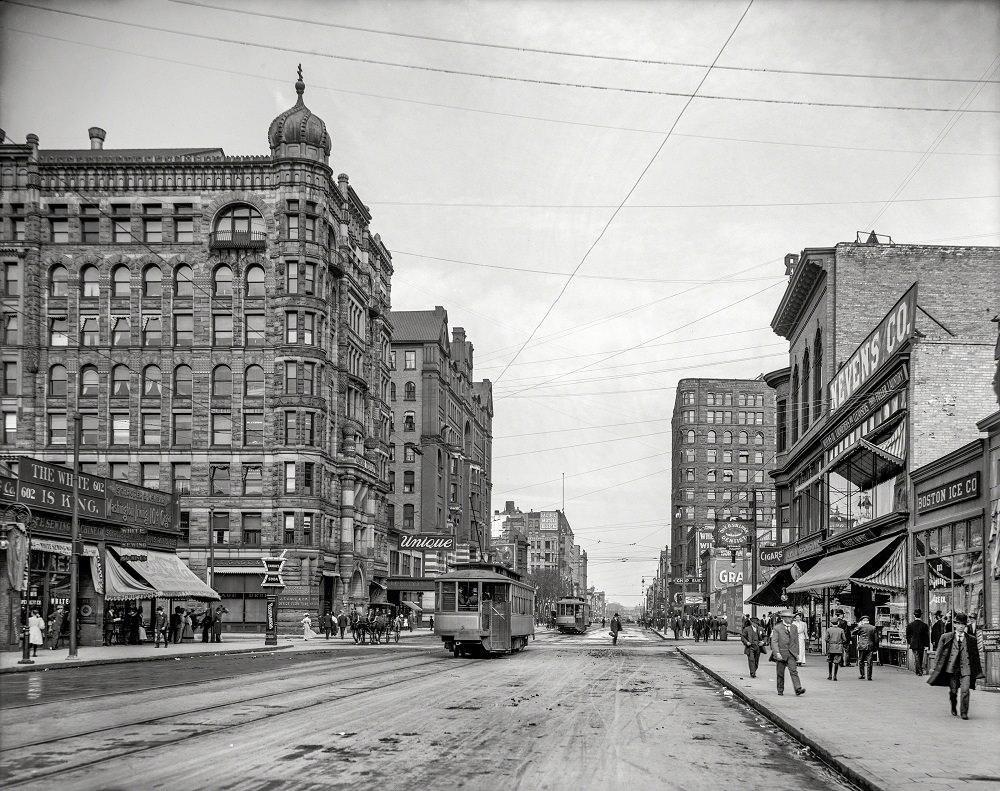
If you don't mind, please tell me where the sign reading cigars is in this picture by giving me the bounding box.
[399,534,455,552]
[828,283,917,415]
[758,546,787,566]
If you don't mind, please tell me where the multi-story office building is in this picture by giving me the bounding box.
[668,378,777,614]
[759,240,998,668]
[494,500,587,594]
[0,73,394,632]
[387,308,493,583]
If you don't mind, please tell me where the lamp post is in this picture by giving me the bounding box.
[68,414,81,660]
[207,505,215,589]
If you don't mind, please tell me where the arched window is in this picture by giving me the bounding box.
[213,203,264,239]
[723,431,733,444]
[686,430,695,444]
[112,365,131,396]
[244,365,265,397]
[738,431,748,444]
[174,264,193,297]
[80,265,100,297]
[173,364,193,397]
[142,265,162,298]
[754,432,764,445]
[213,265,233,297]
[49,265,68,297]
[212,365,232,397]
[801,348,811,433]
[79,365,99,397]
[791,364,800,444]
[404,382,416,401]
[112,265,131,298]
[813,328,823,421]
[143,364,161,397]
[390,382,396,401]
[707,430,716,444]
[245,265,265,297]
[49,364,67,397]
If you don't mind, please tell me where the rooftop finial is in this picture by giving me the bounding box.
[295,63,305,96]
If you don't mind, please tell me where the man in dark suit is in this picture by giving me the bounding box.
[906,608,931,676]
[769,610,805,696]
[927,612,984,720]
[741,616,766,678]
[931,610,945,648]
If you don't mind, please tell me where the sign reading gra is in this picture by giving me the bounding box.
[758,545,787,566]
[713,519,751,550]
[399,534,455,552]
[916,472,980,515]
[829,283,917,415]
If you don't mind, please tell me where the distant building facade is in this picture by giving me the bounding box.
[494,500,587,594]
[0,74,394,633]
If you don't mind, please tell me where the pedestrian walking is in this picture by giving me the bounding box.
[793,612,808,665]
[337,610,348,639]
[429,615,434,631]
[321,610,333,639]
[853,615,878,680]
[740,616,765,678]
[152,606,169,647]
[200,607,214,643]
[931,610,945,649]
[27,609,45,657]
[181,608,194,642]
[49,605,66,650]
[212,605,227,642]
[927,612,984,720]
[169,606,183,644]
[906,608,931,676]
[769,610,805,697]
[824,620,846,680]
[301,613,318,641]
[610,612,623,645]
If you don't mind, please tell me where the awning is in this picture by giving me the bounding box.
[829,421,906,490]
[211,567,257,575]
[744,562,806,607]
[402,601,422,612]
[786,536,900,593]
[852,541,906,591]
[114,548,220,600]
[104,552,157,601]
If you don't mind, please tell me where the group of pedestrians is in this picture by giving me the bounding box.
[737,607,986,720]
[668,613,727,641]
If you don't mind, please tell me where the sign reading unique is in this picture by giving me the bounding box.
[916,472,980,514]
[829,283,917,414]
[399,533,455,552]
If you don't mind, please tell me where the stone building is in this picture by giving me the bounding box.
[387,307,493,595]
[668,378,778,615]
[494,501,587,596]
[0,73,394,633]
[762,239,998,667]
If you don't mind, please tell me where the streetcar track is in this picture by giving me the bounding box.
[1,654,462,789]
[0,649,421,711]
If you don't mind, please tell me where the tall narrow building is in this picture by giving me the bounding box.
[0,73,394,632]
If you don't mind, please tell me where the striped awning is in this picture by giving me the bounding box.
[851,541,906,591]
[786,536,899,593]
[829,422,906,490]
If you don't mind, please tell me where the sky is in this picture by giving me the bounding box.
[2,0,998,605]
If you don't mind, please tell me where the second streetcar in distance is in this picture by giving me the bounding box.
[555,596,592,634]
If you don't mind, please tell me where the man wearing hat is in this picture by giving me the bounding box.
[741,615,767,678]
[931,610,946,649]
[927,612,984,719]
[852,614,878,680]
[769,610,805,696]
[906,609,931,676]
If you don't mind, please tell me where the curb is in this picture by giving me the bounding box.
[677,648,883,791]
[0,643,295,675]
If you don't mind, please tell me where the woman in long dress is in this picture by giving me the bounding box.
[794,612,808,666]
[181,609,195,642]
[28,609,45,657]
[301,613,318,641]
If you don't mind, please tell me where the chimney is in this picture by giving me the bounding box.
[505,500,515,513]
[88,127,106,150]
[784,253,799,276]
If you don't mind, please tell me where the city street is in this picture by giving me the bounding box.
[0,628,855,791]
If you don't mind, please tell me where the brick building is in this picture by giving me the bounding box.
[387,307,493,593]
[493,500,587,598]
[668,378,778,616]
[762,240,998,667]
[0,73,394,633]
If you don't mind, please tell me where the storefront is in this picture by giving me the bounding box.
[746,532,824,643]
[910,439,992,682]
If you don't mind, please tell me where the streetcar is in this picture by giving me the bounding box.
[433,562,535,657]
[554,596,592,634]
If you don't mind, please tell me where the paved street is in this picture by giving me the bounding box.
[1,627,856,791]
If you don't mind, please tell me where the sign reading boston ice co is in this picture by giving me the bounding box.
[829,283,917,415]
[916,472,979,515]
[399,534,455,552]
[105,480,175,530]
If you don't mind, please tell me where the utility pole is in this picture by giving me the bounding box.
[68,415,80,660]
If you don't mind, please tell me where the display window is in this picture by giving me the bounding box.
[915,517,985,622]
[213,574,267,624]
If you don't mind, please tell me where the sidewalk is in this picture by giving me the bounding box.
[678,640,1000,791]
[1,627,438,674]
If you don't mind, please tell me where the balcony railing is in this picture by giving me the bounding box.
[209,230,266,250]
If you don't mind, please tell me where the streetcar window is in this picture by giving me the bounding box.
[439,582,457,612]
[458,582,479,611]
[483,583,504,602]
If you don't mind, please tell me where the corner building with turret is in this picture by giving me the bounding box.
[0,73,395,634]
